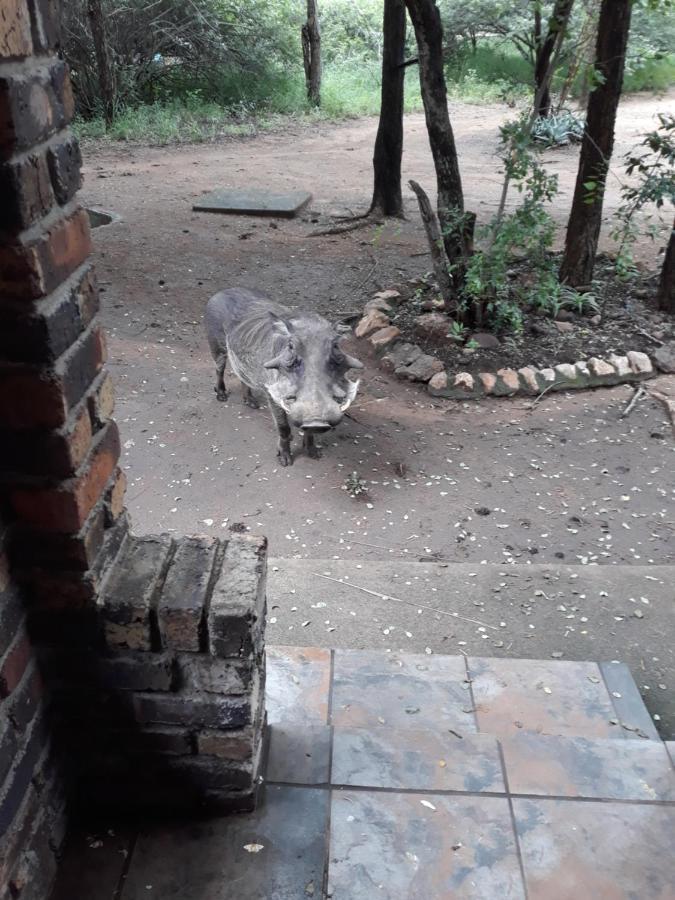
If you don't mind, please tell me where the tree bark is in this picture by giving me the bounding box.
[657,217,675,314]
[302,0,322,107]
[533,0,575,117]
[370,0,407,217]
[559,0,632,287]
[404,0,471,271]
[87,0,114,127]
[409,180,454,305]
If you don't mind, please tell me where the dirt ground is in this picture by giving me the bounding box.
[80,95,675,734]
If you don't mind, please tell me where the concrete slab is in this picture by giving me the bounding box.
[192,188,312,218]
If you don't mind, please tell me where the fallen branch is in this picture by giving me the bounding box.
[619,385,646,419]
[408,180,454,306]
[637,329,664,346]
[309,214,383,237]
[312,572,498,630]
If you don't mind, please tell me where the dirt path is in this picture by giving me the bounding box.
[81,94,675,569]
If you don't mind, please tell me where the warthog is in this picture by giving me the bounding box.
[206,288,363,465]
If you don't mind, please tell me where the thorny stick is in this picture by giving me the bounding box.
[619,386,646,419]
[312,572,498,630]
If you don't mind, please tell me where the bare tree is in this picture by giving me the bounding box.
[658,219,675,313]
[302,0,322,107]
[533,0,575,118]
[404,0,472,280]
[560,0,632,287]
[370,0,407,217]
[87,0,115,127]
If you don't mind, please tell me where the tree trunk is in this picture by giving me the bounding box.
[533,0,575,118]
[370,0,407,217]
[559,0,632,287]
[302,0,322,107]
[87,0,114,127]
[404,0,471,273]
[409,180,454,306]
[657,217,675,314]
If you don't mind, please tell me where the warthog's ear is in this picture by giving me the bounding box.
[331,338,364,370]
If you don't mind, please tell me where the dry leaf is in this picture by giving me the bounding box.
[243,843,264,853]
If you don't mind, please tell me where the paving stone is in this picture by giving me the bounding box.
[50,827,135,900]
[265,646,330,725]
[467,657,618,739]
[329,791,525,899]
[514,798,675,900]
[599,661,661,740]
[331,650,476,732]
[121,785,329,900]
[331,728,503,793]
[192,188,312,218]
[265,724,331,785]
[501,732,675,800]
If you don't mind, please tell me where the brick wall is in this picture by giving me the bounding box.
[1,3,267,895]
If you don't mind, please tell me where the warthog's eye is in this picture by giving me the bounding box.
[285,394,297,402]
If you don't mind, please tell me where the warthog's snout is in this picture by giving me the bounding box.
[301,420,333,433]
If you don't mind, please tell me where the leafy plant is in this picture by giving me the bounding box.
[531,109,584,147]
[342,471,369,499]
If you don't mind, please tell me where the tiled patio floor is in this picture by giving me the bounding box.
[52,647,675,899]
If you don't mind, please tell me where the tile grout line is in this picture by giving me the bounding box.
[498,740,530,900]
[597,660,629,742]
[113,830,138,900]
[262,779,675,807]
[463,655,481,733]
[322,648,336,899]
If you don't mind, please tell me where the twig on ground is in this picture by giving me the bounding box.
[309,215,383,237]
[646,388,675,437]
[619,386,646,419]
[637,329,664,346]
[311,572,498,630]
[524,381,558,410]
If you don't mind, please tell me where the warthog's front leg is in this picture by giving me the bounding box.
[268,399,293,466]
[302,431,322,459]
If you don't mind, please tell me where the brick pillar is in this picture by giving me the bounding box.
[0,0,266,881]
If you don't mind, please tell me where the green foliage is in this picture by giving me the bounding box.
[612,112,675,279]
[343,471,369,498]
[531,109,584,147]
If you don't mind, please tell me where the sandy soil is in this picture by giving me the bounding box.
[79,94,675,568]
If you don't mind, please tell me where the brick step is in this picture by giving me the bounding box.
[267,560,675,735]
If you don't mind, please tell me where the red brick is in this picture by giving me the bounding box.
[0,207,91,300]
[104,467,127,523]
[10,420,120,533]
[46,134,81,205]
[0,59,72,159]
[0,0,33,59]
[7,661,43,731]
[10,502,106,571]
[0,149,53,231]
[27,0,60,53]
[0,322,106,430]
[87,371,115,430]
[0,402,93,479]
[18,569,97,611]
[0,264,100,364]
[0,628,32,699]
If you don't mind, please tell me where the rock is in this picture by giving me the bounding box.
[538,367,556,385]
[470,332,500,349]
[372,289,401,303]
[355,310,390,338]
[589,315,602,326]
[555,321,574,333]
[368,325,401,353]
[364,297,396,315]
[627,350,652,377]
[518,367,540,395]
[414,312,451,342]
[608,354,632,378]
[427,371,448,395]
[588,357,617,382]
[420,297,446,312]
[380,342,421,373]
[554,363,580,386]
[453,372,475,394]
[494,368,520,395]
[653,343,675,374]
[479,372,497,394]
[555,309,576,322]
[530,322,550,337]
[397,353,444,382]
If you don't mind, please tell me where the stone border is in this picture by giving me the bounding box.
[354,291,655,400]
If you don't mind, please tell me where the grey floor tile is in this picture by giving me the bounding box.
[514,798,675,899]
[328,790,525,899]
[599,661,661,740]
[266,646,331,725]
[331,650,475,732]
[120,785,329,899]
[332,727,504,793]
[51,827,134,900]
[265,723,331,784]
